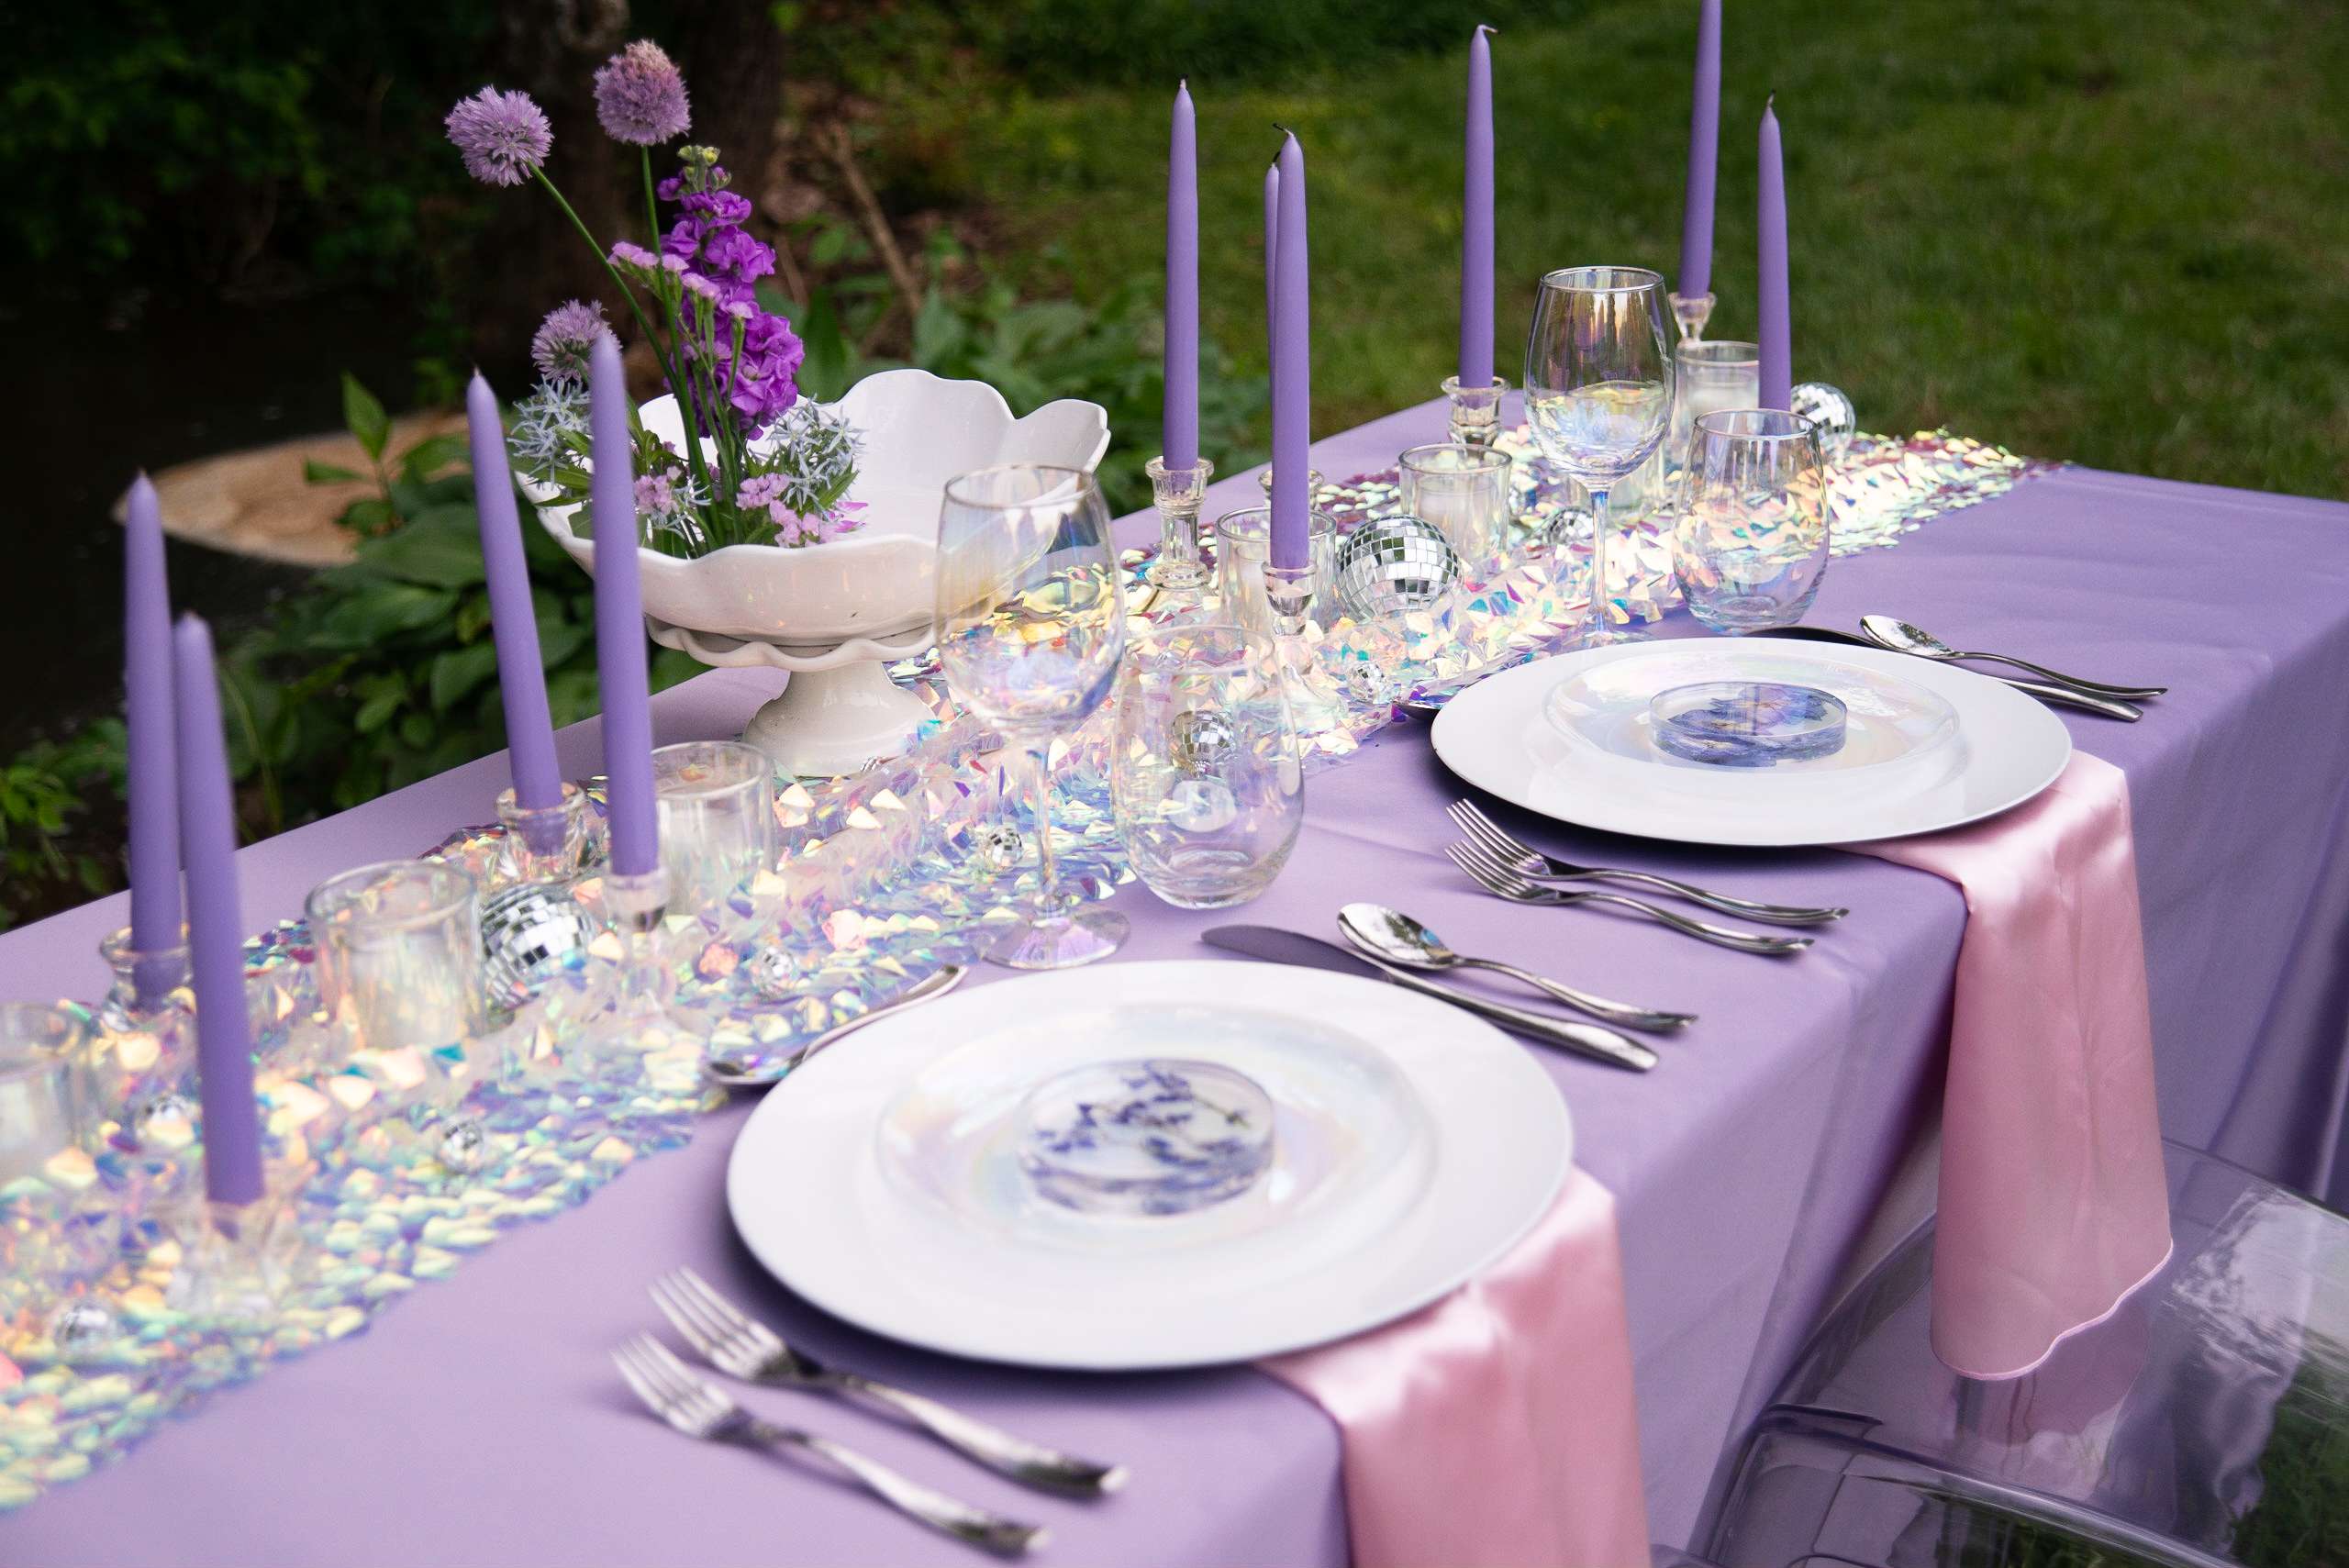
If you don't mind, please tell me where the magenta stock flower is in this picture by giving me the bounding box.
[530,299,607,383]
[445,87,552,187]
[594,40,691,146]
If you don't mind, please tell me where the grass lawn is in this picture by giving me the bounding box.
[869,0,2349,498]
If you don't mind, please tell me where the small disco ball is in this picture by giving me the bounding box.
[1789,382,1857,461]
[745,947,799,1001]
[480,882,597,1006]
[1169,707,1238,780]
[973,821,1023,874]
[1331,515,1462,621]
[1344,661,1403,709]
[437,1116,490,1173]
[49,1299,117,1355]
[129,1089,198,1151]
[1541,503,1598,554]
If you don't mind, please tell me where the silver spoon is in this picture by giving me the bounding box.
[704,964,969,1089]
[1859,616,2166,700]
[1338,903,1694,1032]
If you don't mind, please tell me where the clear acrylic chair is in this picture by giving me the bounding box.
[1713,1423,2232,1567]
[1709,1141,2349,1567]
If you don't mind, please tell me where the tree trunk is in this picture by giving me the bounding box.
[670,0,789,206]
[472,0,636,382]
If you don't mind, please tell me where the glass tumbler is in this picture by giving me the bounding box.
[652,740,776,918]
[1664,339,1763,505]
[306,860,487,1054]
[0,1003,92,1185]
[1213,506,1337,636]
[1674,408,1831,633]
[1110,625,1304,909]
[1397,444,1514,576]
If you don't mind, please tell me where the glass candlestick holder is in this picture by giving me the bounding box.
[1264,560,1352,740]
[1214,505,1337,638]
[498,783,589,886]
[599,865,676,1013]
[161,1156,309,1322]
[1668,290,1715,343]
[1441,375,1509,455]
[1143,455,1215,595]
[93,926,197,1151]
[1256,466,1328,502]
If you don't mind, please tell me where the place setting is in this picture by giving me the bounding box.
[7,8,2331,1568]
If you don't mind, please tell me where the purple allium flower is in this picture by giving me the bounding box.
[529,299,607,383]
[445,87,552,187]
[593,40,692,147]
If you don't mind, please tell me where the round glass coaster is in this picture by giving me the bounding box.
[1017,1058,1275,1218]
[1649,681,1848,768]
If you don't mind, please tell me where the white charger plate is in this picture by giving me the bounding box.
[1431,641,2072,848]
[726,961,1572,1371]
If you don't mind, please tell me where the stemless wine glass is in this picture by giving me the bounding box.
[936,464,1130,969]
[652,740,776,919]
[1525,266,1674,646]
[1674,407,1831,632]
[1110,625,1304,909]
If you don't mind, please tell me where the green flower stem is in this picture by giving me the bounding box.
[532,167,718,515]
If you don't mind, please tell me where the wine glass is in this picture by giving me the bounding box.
[936,464,1130,969]
[1674,407,1831,632]
[1525,265,1674,646]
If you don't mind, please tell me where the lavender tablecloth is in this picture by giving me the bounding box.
[5,399,2347,1564]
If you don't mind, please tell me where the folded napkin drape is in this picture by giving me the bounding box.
[1259,1166,1651,1568]
[1852,751,2172,1378]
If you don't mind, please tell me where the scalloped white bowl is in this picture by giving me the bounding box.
[531,368,1110,645]
[529,369,1109,774]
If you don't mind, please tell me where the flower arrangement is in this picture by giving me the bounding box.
[447,43,863,558]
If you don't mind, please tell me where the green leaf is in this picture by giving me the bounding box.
[396,712,434,749]
[315,583,457,647]
[791,287,852,402]
[341,496,396,535]
[428,642,499,711]
[399,431,470,483]
[304,459,363,485]
[355,505,485,587]
[341,372,391,462]
[911,289,967,369]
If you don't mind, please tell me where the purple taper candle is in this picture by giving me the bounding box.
[1263,161,1281,373]
[467,373,564,811]
[1459,25,1495,389]
[1678,0,1721,302]
[1757,95,1793,411]
[1269,132,1311,572]
[1163,81,1199,471]
[588,332,659,878]
[171,615,263,1206]
[124,475,181,964]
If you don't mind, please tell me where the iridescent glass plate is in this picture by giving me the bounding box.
[726,961,1571,1369]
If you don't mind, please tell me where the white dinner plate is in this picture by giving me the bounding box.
[1431,641,2072,848]
[726,961,1572,1371]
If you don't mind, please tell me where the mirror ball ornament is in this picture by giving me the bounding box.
[48,1299,118,1355]
[438,1116,491,1173]
[1344,661,1403,709]
[1169,708,1238,780]
[1331,515,1463,621]
[480,882,598,1006]
[973,822,1024,874]
[1789,382,1857,461]
[745,947,798,1001]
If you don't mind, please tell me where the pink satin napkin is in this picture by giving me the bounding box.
[1852,751,2171,1378]
[1259,1166,1651,1568]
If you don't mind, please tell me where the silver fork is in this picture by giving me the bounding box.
[611,1334,1047,1556]
[652,1266,1127,1496]
[1449,800,1846,927]
[1446,841,1813,956]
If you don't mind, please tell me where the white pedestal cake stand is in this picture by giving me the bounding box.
[644,616,937,778]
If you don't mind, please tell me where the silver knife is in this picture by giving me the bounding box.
[1200,925,1658,1073]
[1753,627,2142,721]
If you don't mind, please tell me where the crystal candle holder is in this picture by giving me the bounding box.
[598,865,676,1012]
[1440,374,1509,455]
[652,741,776,926]
[306,860,487,1103]
[1213,506,1336,637]
[1668,290,1716,343]
[1255,466,1328,501]
[498,782,589,886]
[161,1157,309,1322]
[1143,455,1215,595]
[1398,442,1514,575]
[94,926,196,1150]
